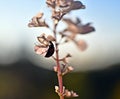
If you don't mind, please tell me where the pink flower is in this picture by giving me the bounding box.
[52,10,65,21]
[46,0,56,9]
[60,18,93,51]
[55,86,78,98]
[64,90,78,97]
[47,0,85,21]
[60,0,85,14]
[28,12,49,27]
[53,66,58,72]
[34,45,48,55]
[63,18,95,35]
[76,39,88,51]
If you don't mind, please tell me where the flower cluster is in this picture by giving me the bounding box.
[55,86,78,98]
[46,0,85,22]
[28,0,95,99]
[28,12,49,27]
[59,18,95,51]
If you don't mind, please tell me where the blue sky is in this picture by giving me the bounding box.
[0,0,120,71]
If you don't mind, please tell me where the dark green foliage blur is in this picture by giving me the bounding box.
[0,60,120,99]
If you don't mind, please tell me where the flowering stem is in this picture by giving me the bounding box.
[54,24,64,99]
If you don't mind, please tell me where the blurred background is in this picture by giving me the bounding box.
[0,0,120,99]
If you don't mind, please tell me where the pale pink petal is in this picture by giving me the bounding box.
[67,66,74,71]
[28,13,49,27]
[65,90,71,97]
[55,86,59,93]
[47,35,56,41]
[53,66,58,72]
[35,12,43,18]
[77,39,87,51]
[34,45,48,55]
[46,0,56,9]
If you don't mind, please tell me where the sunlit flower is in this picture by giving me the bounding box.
[28,12,49,27]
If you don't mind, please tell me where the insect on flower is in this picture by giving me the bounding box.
[34,34,55,58]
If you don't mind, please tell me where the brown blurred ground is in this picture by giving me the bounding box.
[0,59,120,99]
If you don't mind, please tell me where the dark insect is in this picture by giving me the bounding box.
[45,41,55,57]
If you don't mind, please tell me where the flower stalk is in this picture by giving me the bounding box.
[54,23,64,99]
[28,0,95,99]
